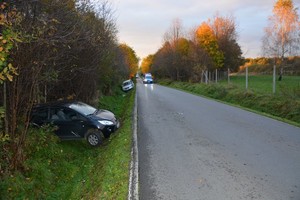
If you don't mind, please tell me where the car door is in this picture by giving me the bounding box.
[50,107,87,139]
[64,108,89,138]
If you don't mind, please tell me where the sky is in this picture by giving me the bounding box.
[109,0,300,60]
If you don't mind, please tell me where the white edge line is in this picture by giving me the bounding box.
[128,88,139,200]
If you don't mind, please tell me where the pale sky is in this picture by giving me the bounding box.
[111,0,300,60]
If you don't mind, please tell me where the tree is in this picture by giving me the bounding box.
[152,16,243,82]
[262,0,300,80]
[151,42,170,79]
[119,43,139,78]
[163,19,183,46]
[209,14,243,71]
[0,0,123,172]
[0,2,19,82]
[196,22,224,69]
[163,19,183,80]
[141,54,154,74]
[174,37,194,81]
[160,19,195,81]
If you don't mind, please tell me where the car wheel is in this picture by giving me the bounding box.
[85,130,103,147]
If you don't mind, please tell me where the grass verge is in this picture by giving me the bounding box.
[159,79,300,127]
[0,89,135,199]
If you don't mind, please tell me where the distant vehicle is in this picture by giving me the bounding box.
[30,101,120,147]
[122,79,134,91]
[143,73,153,84]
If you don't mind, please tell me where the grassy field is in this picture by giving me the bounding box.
[220,75,300,98]
[159,76,300,126]
[0,89,135,199]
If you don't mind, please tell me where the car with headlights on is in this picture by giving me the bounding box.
[30,101,120,147]
[143,73,153,84]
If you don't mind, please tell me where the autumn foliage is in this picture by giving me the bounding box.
[150,15,244,82]
[0,2,19,82]
[196,22,224,69]
[262,0,300,58]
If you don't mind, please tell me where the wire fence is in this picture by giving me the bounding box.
[199,69,300,98]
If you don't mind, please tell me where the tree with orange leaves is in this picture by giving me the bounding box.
[262,0,300,78]
[196,22,224,69]
[119,43,139,78]
[141,54,154,74]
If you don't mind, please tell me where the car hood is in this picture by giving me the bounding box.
[90,109,116,121]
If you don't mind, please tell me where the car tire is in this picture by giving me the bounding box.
[85,130,103,147]
[103,132,111,139]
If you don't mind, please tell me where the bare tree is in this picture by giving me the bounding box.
[163,19,186,80]
[164,19,184,44]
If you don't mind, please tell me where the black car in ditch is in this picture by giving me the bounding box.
[30,101,120,147]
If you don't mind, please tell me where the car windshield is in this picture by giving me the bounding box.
[145,75,152,78]
[123,81,131,86]
[68,102,97,116]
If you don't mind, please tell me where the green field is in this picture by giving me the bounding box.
[220,75,300,98]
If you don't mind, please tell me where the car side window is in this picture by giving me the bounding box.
[64,109,85,121]
[50,108,69,121]
[49,108,86,122]
[31,108,48,124]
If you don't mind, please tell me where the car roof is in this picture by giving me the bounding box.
[33,100,79,109]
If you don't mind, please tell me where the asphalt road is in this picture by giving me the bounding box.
[137,81,300,200]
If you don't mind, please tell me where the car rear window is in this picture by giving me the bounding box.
[32,108,48,121]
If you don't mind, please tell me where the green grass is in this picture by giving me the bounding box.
[219,75,300,97]
[0,89,135,199]
[159,77,300,126]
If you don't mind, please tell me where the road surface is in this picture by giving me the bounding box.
[137,81,300,200]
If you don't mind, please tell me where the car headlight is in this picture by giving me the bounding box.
[98,120,114,125]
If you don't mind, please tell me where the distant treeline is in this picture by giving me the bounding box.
[141,16,244,83]
[239,56,300,75]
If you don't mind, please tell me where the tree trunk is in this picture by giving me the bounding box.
[278,54,284,81]
[278,67,283,81]
[3,82,8,135]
